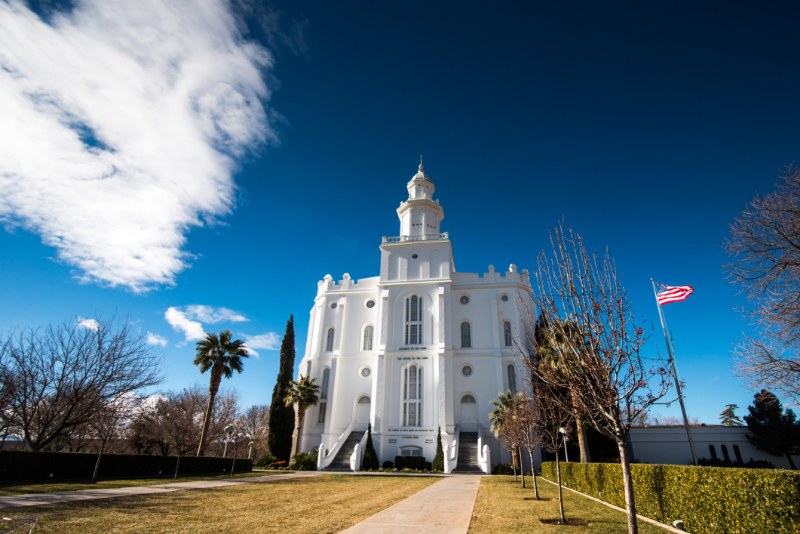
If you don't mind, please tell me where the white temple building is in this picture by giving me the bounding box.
[297,163,533,472]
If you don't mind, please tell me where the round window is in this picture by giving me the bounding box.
[412,253,418,259]
[330,302,337,309]
[460,295,469,305]
[366,300,375,308]
[462,365,473,376]
[501,295,509,302]
[360,367,371,378]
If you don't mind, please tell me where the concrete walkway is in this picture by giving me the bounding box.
[0,472,321,509]
[341,475,484,534]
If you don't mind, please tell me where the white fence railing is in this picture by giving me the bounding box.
[381,232,449,243]
[477,425,491,474]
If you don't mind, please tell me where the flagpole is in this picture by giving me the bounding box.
[651,278,699,466]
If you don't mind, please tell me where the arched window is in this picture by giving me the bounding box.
[461,322,471,348]
[508,364,517,396]
[402,364,423,427]
[318,368,330,424]
[733,445,743,464]
[721,445,730,462]
[709,445,717,460]
[405,295,423,345]
[325,328,335,352]
[363,325,373,351]
[504,321,513,347]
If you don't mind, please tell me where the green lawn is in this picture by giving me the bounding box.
[0,474,440,533]
[0,471,289,497]
[469,476,671,533]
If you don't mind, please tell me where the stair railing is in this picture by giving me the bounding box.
[449,425,461,471]
[477,424,492,474]
[351,429,369,471]
[317,421,355,470]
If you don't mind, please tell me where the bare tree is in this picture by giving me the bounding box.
[0,316,164,451]
[90,395,136,483]
[531,378,574,525]
[240,404,270,459]
[723,165,800,404]
[155,389,203,478]
[523,225,673,534]
[518,398,541,500]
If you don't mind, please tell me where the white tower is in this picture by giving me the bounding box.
[397,163,444,237]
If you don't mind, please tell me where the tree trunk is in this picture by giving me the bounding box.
[519,449,526,488]
[196,368,223,457]
[293,403,305,457]
[618,440,639,534]
[92,441,106,484]
[786,452,797,470]
[511,448,518,482]
[571,391,591,463]
[555,454,565,524]
[174,454,181,480]
[528,450,539,499]
[231,440,238,476]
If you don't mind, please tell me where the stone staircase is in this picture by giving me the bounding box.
[322,430,365,472]
[452,432,483,474]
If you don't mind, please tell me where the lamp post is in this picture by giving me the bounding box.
[223,425,233,458]
[248,441,255,460]
[559,427,570,463]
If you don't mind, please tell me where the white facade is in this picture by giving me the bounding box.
[297,163,533,467]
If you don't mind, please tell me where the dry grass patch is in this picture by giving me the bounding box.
[0,474,440,533]
[469,476,670,533]
[0,472,284,497]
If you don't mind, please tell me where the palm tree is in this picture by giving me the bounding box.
[194,330,249,457]
[283,375,321,457]
[490,390,525,482]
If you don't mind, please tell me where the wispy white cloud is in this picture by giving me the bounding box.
[241,331,281,358]
[0,0,279,292]
[165,307,205,343]
[184,305,248,324]
[146,332,168,347]
[165,305,249,344]
[76,317,100,331]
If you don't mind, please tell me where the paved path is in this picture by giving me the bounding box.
[341,475,484,534]
[0,472,321,509]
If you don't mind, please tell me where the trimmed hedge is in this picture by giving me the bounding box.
[0,450,251,481]
[395,456,426,470]
[541,461,800,534]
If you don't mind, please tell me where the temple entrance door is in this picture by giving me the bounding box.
[356,396,371,431]
[461,395,477,432]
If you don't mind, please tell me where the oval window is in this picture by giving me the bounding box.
[330,302,337,309]
[361,367,371,378]
[460,296,469,305]
[462,365,473,376]
[501,295,509,302]
[366,300,375,308]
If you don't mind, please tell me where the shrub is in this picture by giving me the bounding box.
[255,455,277,468]
[424,461,432,471]
[289,451,317,471]
[0,450,251,481]
[492,463,514,475]
[431,427,444,472]
[362,423,379,470]
[382,461,394,469]
[541,461,800,534]
[395,456,426,470]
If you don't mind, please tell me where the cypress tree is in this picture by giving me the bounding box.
[744,390,800,470]
[432,427,444,471]
[362,423,379,470]
[267,315,297,462]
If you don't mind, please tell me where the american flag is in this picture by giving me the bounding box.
[655,282,694,305]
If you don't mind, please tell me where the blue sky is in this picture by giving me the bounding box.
[2,0,799,423]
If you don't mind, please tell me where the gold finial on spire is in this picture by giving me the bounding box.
[419,154,424,171]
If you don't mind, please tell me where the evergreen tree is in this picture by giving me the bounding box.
[267,315,297,462]
[362,423,379,470]
[744,390,800,470]
[431,427,444,471]
[719,404,743,426]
